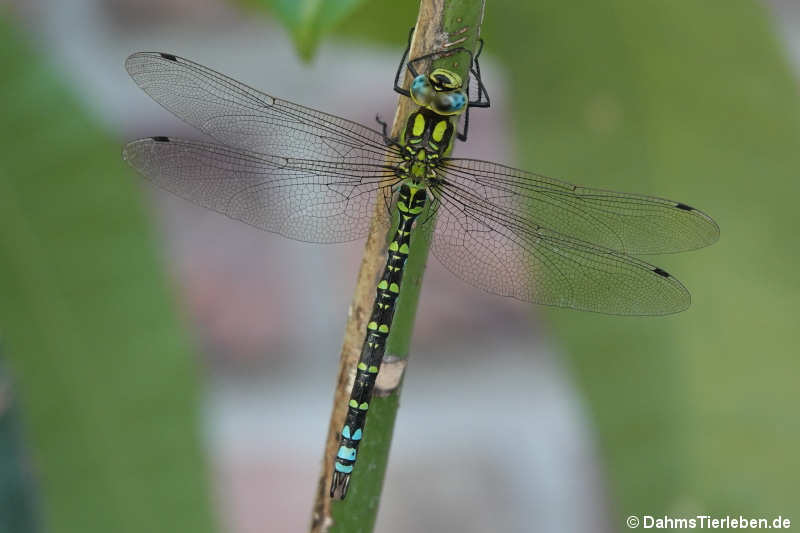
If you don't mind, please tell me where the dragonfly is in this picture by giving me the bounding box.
[122,38,719,500]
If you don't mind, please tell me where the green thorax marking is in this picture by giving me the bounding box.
[398,108,456,187]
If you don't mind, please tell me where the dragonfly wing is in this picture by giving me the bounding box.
[439,159,719,255]
[123,137,397,243]
[429,183,690,315]
[125,52,394,165]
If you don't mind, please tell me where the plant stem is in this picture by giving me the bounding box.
[310,1,485,531]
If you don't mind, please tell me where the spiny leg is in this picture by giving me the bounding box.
[375,114,400,147]
[393,26,415,97]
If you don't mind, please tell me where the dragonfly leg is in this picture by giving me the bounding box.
[457,107,470,142]
[375,114,401,147]
[393,27,414,97]
[469,39,491,108]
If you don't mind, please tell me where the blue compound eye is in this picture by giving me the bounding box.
[410,74,433,106]
[431,91,467,115]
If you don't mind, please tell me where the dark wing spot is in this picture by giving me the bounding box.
[152,136,170,142]
[159,53,178,62]
[675,202,694,211]
[653,267,671,278]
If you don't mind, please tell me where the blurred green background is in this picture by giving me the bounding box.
[0,0,798,531]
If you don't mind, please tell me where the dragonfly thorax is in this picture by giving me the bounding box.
[397,108,454,186]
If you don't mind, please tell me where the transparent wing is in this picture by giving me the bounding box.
[429,182,691,315]
[438,159,719,255]
[123,137,398,243]
[125,52,394,164]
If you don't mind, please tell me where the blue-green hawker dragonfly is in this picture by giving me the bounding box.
[122,43,719,499]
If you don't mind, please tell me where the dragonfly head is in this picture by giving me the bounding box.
[410,68,467,116]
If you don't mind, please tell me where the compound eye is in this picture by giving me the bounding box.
[431,91,467,116]
[410,74,434,106]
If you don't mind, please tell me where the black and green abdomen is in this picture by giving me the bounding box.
[330,184,427,497]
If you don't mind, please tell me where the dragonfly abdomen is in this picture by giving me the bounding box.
[330,184,427,498]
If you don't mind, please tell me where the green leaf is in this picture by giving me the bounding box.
[242,0,366,60]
